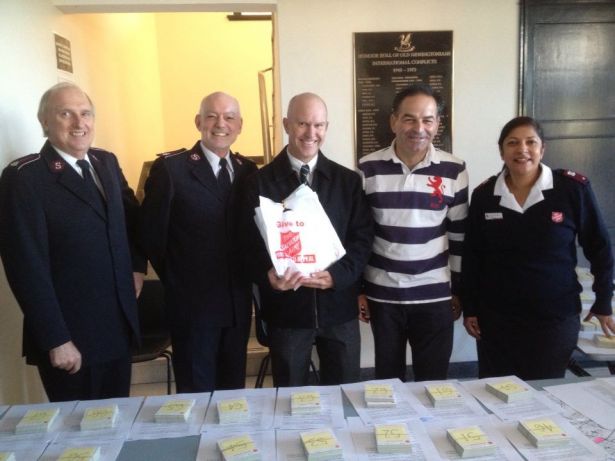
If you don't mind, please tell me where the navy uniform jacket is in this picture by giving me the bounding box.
[139,142,258,331]
[462,168,614,319]
[243,149,374,329]
[0,141,145,366]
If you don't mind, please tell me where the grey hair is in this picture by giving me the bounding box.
[37,82,95,137]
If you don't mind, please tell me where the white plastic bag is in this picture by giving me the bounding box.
[254,184,346,276]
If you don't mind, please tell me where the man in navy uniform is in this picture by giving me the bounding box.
[0,82,145,402]
[140,92,257,392]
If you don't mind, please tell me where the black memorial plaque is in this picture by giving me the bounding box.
[354,31,453,161]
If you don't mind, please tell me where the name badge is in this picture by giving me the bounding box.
[485,212,503,220]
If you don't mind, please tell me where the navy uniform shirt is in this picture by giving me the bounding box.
[462,164,613,319]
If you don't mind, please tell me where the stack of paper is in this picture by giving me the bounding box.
[291,391,322,415]
[446,426,496,458]
[56,446,101,461]
[300,428,343,461]
[485,380,531,402]
[15,407,60,434]
[80,404,119,430]
[518,418,569,448]
[217,398,250,424]
[594,334,615,348]
[154,399,195,423]
[0,452,16,461]
[374,423,412,454]
[217,434,261,461]
[364,383,396,408]
[425,383,464,407]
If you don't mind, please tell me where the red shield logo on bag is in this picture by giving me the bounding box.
[277,230,302,259]
[551,211,564,223]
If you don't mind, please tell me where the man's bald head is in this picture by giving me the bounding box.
[283,93,329,163]
[195,92,243,157]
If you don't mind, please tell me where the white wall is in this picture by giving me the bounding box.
[0,0,95,404]
[277,0,518,183]
[0,1,274,404]
[0,0,521,402]
[276,0,519,367]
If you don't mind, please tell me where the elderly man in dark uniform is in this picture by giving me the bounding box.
[244,92,374,387]
[140,92,257,393]
[0,82,145,402]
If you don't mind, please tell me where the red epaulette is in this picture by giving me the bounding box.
[557,169,588,184]
[8,154,40,170]
[232,151,258,166]
[157,148,186,158]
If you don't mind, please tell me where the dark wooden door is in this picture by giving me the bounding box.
[521,0,615,251]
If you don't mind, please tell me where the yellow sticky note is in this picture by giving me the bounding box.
[291,392,321,415]
[15,407,59,433]
[425,383,464,406]
[375,423,412,454]
[486,380,530,402]
[80,404,118,430]
[301,429,340,452]
[218,434,259,458]
[218,398,249,414]
[292,392,321,406]
[375,423,410,443]
[518,417,569,447]
[364,384,394,399]
[154,399,195,422]
[447,426,490,448]
[57,446,100,461]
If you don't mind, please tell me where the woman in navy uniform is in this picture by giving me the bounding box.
[462,116,614,379]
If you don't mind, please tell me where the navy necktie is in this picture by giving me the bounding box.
[300,164,310,185]
[76,159,105,213]
[217,157,231,199]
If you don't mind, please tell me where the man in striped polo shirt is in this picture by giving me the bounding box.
[357,84,469,381]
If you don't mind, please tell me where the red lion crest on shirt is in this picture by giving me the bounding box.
[427,176,445,208]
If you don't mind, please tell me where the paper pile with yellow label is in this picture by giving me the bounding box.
[154,399,195,423]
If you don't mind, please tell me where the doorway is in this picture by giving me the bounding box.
[520,0,615,249]
[58,5,279,188]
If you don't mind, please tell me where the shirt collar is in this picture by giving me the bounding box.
[200,141,234,174]
[494,163,553,212]
[286,150,318,174]
[388,141,437,172]
[52,145,92,174]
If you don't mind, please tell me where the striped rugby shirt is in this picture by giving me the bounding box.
[358,142,469,304]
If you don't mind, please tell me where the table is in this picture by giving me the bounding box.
[114,376,613,461]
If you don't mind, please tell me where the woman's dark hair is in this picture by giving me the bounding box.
[497,116,545,150]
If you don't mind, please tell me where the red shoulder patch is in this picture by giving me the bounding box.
[560,169,588,184]
[233,152,259,167]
